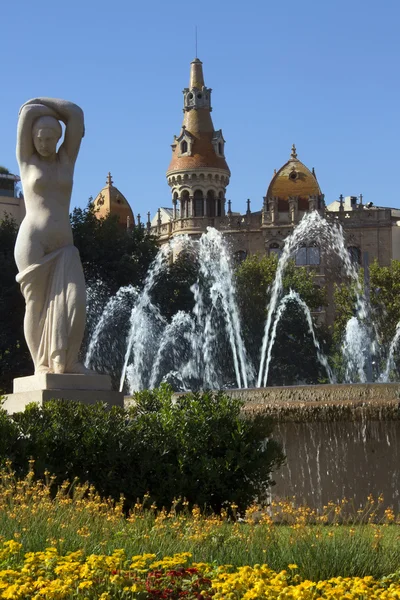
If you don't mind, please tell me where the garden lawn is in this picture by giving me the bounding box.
[0,467,399,583]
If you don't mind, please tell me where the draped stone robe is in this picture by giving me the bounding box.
[16,245,86,373]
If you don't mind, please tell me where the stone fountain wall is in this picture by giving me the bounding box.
[229,384,400,510]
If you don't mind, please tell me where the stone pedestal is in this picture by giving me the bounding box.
[3,373,123,414]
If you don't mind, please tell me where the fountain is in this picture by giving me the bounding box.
[86,211,399,390]
[85,212,400,510]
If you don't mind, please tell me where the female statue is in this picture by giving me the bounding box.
[15,98,87,374]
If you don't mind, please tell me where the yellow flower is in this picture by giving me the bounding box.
[78,580,93,589]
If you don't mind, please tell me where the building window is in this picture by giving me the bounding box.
[308,245,320,265]
[269,242,282,258]
[295,244,320,266]
[295,246,307,265]
[194,190,204,217]
[348,246,361,265]
[218,142,223,155]
[181,140,188,154]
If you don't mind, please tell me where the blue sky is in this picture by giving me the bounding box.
[1,0,399,218]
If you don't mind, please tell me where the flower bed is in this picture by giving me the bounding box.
[1,542,400,599]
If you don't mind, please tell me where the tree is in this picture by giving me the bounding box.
[235,254,329,385]
[333,260,400,379]
[370,260,400,345]
[0,216,31,392]
[152,249,199,320]
[70,203,160,364]
[70,203,159,295]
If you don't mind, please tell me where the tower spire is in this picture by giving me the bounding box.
[290,144,297,160]
[189,57,205,89]
[166,58,231,226]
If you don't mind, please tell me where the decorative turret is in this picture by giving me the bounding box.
[93,172,135,228]
[166,58,231,221]
[263,145,324,225]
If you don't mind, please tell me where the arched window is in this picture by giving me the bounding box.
[218,142,223,155]
[296,246,307,265]
[308,244,320,265]
[181,140,188,154]
[269,242,282,258]
[180,190,189,218]
[207,190,215,217]
[194,190,204,217]
[348,246,361,265]
[295,244,320,266]
[234,250,247,265]
[217,192,223,217]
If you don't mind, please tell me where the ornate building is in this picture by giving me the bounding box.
[147,57,400,274]
[93,172,135,229]
[0,169,24,224]
[89,58,400,285]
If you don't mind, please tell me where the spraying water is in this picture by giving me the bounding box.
[190,228,254,389]
[85,215,397,391]
[380,322,400,382]
[85,285,138,369]
[116,228,253,393]
[263,290,335,386]
[119,243,174,392]
[258,211,369,387]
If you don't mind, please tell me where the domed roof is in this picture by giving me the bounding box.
[93,173,134,227]
[267,145,321,209]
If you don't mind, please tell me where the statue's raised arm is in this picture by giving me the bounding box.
[17,97,84,166]
[15,98,89,375]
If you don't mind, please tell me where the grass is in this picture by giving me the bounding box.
[0,464,399,582]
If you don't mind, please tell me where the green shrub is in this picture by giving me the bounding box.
[1,386,284,511]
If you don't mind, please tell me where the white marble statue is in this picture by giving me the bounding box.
[15,97,88,375]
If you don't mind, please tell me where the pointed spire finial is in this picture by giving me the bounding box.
[190,57,204,88]
[106,172,113,186]
[290,144,297,160]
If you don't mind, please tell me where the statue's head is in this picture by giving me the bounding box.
[32,116,62,158]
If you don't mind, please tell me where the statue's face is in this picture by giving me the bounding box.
[33,128,59,158]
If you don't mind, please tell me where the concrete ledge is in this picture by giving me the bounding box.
[13,373,112,393]
[226,382,400,405]
[3,389,123,414]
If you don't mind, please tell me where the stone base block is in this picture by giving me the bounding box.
[3,389,123,414]
[13,373,112,393]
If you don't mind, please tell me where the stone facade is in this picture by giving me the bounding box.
[0,171,25,224]
[87,58,400,294]
[147,59,400,309]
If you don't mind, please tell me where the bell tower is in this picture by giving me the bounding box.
[166,58,230,226]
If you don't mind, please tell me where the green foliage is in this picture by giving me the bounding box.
[235,254,330,384]
[70,202,159,295]
[152,250,199,320]
[0,400,19,463]
[3,386,284,512]
[332,260,400,379]
[370,260,400,344]
[0,216,31,392]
